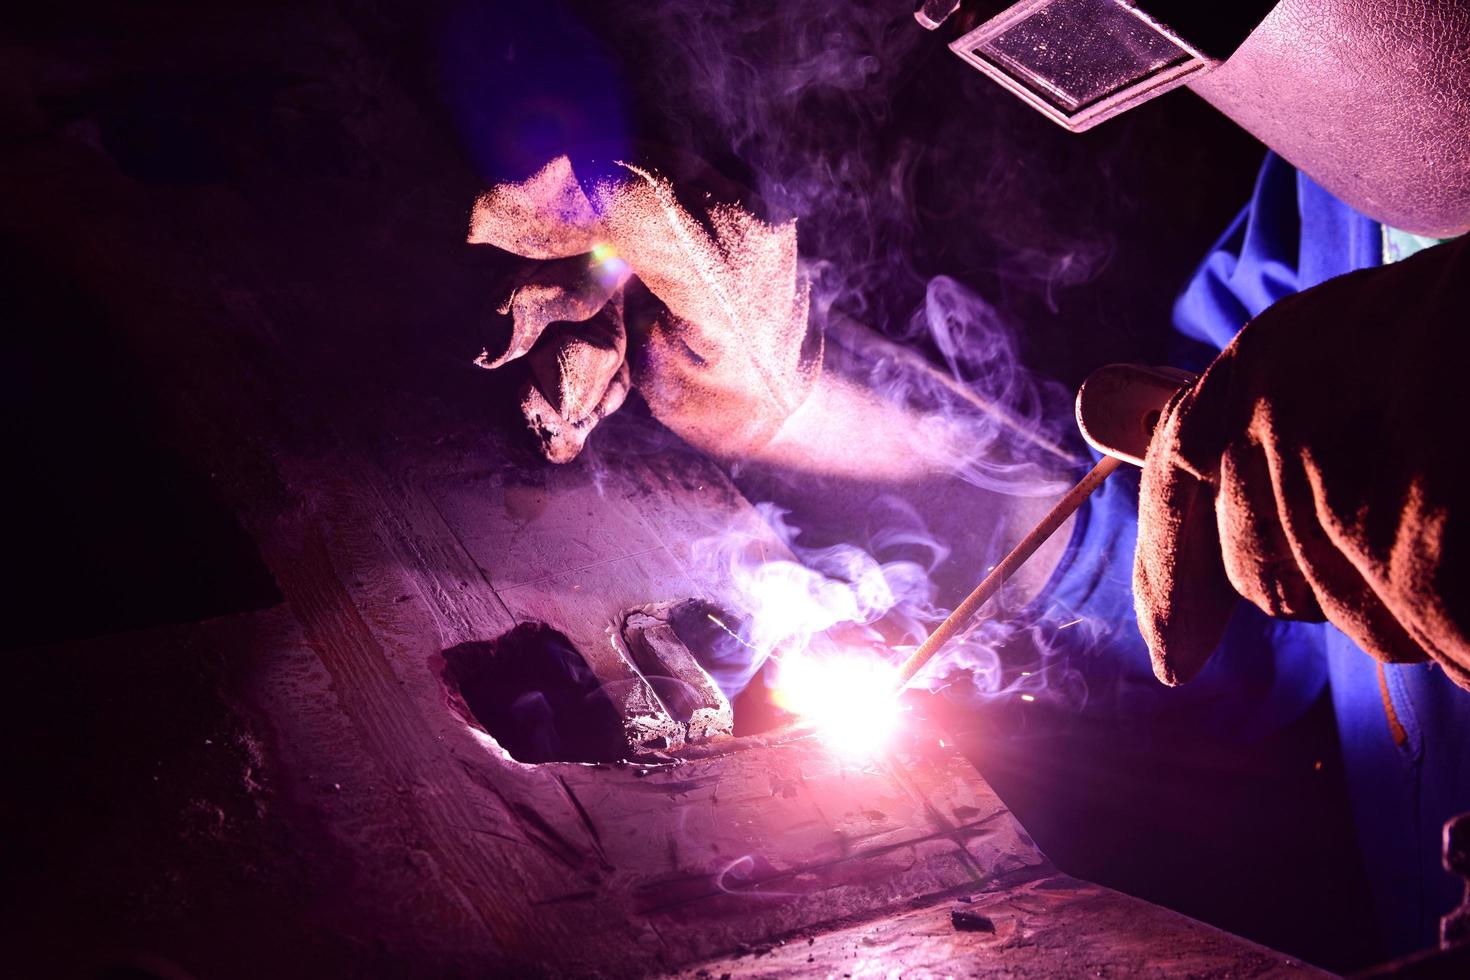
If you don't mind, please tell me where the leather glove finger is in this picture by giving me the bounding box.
[521,299,630,464]
[467,156,600,259]
[595,165,818,425]
[1204,277,1434,670]
[1215,434,1324,621]
[477,254,628,370]
[521,359,632,464]
[1133,385,1240,686]
[1279,457,1431,667]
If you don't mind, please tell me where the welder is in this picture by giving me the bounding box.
[922,0,1470,959]
[468,0,1470,960]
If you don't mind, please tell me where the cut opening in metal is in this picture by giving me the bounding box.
[443,623,628,764]
[444,603,799,764]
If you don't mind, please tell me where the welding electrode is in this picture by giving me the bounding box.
[894,364,1193,691]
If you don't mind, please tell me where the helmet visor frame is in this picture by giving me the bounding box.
[947,0,1220,132]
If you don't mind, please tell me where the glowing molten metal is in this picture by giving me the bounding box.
[771,652,904,759]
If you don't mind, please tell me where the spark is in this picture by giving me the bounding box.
[1020,694,1036,702]
[705,612,757,650]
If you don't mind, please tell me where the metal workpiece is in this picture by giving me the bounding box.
[681,867,1329,979]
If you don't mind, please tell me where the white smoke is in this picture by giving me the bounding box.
[546,0,1113,706]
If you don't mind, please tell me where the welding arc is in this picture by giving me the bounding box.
[894,456,1123,691]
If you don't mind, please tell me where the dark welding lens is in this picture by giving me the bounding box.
[952,0,1202,130]
[923,0,1279,132]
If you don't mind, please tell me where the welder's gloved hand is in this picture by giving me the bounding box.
[1135,236,1470,691]
[467,156,818,462]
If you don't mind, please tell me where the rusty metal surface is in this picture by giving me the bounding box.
[678,868,1331,978]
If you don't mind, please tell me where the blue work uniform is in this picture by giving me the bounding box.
[1042,152,1470,957]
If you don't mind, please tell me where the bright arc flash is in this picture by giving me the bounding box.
[588,241,630,287]
[771,653,903,759]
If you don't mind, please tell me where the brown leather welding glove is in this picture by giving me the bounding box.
[467,156,817,461]
[1135,236,1470,691]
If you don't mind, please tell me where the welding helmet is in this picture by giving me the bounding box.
[917,0,1281,131]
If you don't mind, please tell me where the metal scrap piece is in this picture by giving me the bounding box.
[621,601,735,744]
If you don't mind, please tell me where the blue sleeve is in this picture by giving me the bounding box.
[1171,156,1303,357]
[1171,153,1383,364]
[1029,462,1330,739]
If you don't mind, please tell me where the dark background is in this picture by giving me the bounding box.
[2,0,1265,653]
[1,0,1380,973]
